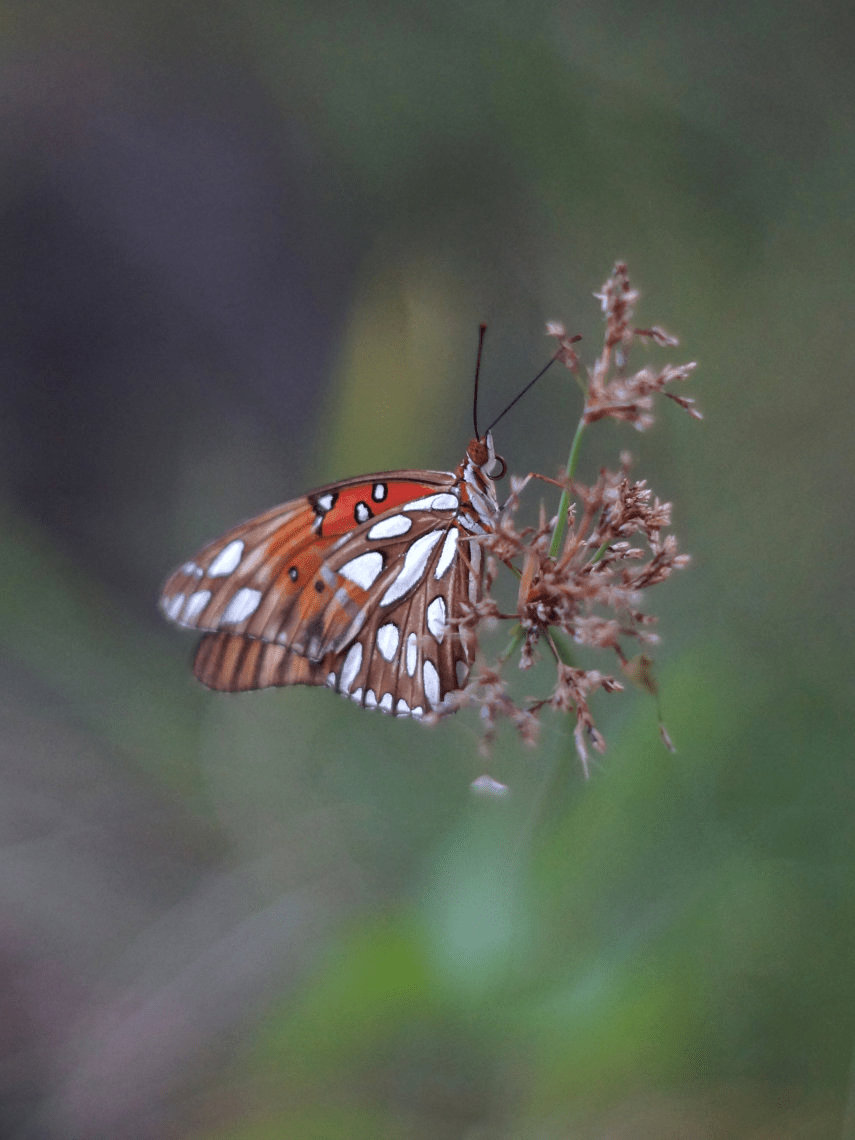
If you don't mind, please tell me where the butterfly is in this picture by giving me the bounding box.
[159,432,506,719]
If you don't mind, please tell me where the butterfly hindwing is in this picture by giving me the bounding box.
[192,633,333,692]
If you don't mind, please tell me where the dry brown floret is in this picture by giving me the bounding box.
[440,263,699,769]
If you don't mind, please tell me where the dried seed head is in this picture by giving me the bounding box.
[432,264,697,770]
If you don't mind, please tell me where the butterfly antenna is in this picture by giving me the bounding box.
[485,350,564,435]
[473,323,487,438]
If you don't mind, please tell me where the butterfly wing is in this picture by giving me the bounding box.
[161,453,498,718]
[160,470,455,655]
[192,633,334,692]
[188,503,481,717]
[321,509,482,716]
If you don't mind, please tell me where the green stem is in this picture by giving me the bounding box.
[513,411,589,855]
[549,628,576,665]
[548,414,586,559]
[589,538,611,565]
[500,623,526,663]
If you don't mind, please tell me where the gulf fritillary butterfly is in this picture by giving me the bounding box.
[159,432,504,719]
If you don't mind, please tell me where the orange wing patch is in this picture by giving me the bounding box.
[319,480,438,536]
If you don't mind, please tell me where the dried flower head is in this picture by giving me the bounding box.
[439,263,699,770]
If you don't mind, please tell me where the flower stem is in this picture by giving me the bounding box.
[500,623,526,664]
[590,538,611,565]
[548,414,586,559]
[549,628,576,665]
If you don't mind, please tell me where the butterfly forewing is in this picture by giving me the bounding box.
[160,471,456,654]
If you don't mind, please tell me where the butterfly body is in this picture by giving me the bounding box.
[160,434,502,718]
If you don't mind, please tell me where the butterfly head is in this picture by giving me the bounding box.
[466,431,506,480]
[460,432,505,531]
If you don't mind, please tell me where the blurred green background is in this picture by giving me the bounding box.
[1,2,853,1137]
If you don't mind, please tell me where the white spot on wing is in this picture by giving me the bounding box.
[406,632,418,676]
[365,689,378,709]
[339,551,384,589]
[456,659,468,687]
[396,698,410,716]
[185,590,211,620]
[182,562,203,578]
[222,587,261,623]
[404,492,458,513]
[467,542,482,603]
[340,642,362,692]
[423,660,440,706]
[163,593,185,621]
[426,597,446,642]
[326,672,336,688]
[380,693,393,712]
[411,706,424,719]
[380,530,444,605]
[376,623,400,662]
[350,687,363,704]
[208,540,244,577]
[368,514,412,540]
[316,493,334,512]
[434,528,458,578]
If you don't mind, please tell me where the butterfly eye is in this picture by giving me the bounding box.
[487,454,507,480]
